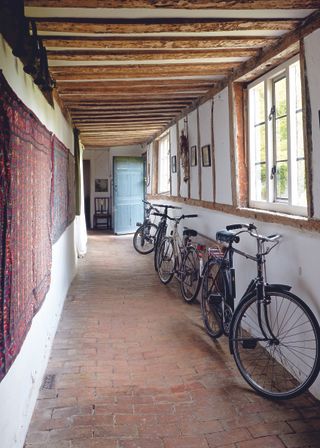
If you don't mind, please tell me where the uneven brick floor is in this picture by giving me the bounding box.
[25,233,320,448]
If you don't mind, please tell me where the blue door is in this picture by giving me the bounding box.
[113,157,144,234]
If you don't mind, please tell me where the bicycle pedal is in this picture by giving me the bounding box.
[242,339,258,349]
[208,294,222,304]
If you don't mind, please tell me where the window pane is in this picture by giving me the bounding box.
[158,135,170,193]
[292,61,302,110]
[295,111,304,159]
[276,161,288,200]
[296,159,307,206]
[254,163,267,201]
[275,116,288,161]
[275,77,287,117]
[253,82,265,124]
[254,124,266,162]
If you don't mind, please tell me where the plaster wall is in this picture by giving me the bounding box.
[198,100,214,202]
[213,88,233,205]
[0,36,77,448]
[169,125,178,196]
[188,109,200,200]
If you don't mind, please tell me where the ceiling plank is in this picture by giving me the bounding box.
[47,48,257,61]
[34,17,298,33]
[43,36,277,50]
[25,0,320,9]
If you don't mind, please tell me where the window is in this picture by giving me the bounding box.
[158,133,170,193]
[248,56,307,215]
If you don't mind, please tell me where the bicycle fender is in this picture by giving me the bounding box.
[228,283,292,354]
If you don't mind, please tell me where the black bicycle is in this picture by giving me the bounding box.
[201,223,320,399]
[156,213,201,302]
[152,204,182,271]
[133,200,160,254]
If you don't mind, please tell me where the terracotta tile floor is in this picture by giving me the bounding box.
[25,233,320,448]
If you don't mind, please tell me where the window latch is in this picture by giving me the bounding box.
[268,105,275,121]
[270,165,276,179]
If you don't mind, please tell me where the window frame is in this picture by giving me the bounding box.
[248,55,307,216]
[157,132,170,194]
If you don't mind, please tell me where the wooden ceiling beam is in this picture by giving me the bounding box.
[25,1,320,8]
[58,79,214,88]
[59,86,210,95]
[33,18,298,33]
[47,48,257,61]
[50,63,234,80]
[43,36,277,50]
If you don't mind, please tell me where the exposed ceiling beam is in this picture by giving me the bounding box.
[47,48,257,61]
[43,36,278,50]
[50,63,234,80]
[24,0,320,9]
[33,17,298,33]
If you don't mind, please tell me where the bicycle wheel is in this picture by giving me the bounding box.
[201,259,225,339]
[157,237,175,284]
[154,225,166,271]
[133,223,158,254]
[231,290,320,399]
[180,246,201,303]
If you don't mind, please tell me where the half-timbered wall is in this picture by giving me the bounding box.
[148,28,320,399]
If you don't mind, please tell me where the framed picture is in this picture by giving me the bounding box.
[171,155,177,173]
[201,145,211,167]
[95,178,108,193]
[191,145,197,166]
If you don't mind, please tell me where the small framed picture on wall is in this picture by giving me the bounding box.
[95,178,108,192]
[171,155,177,173]
[201,145,211,167]
[191,145,197,166]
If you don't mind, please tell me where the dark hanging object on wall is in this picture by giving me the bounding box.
[11,18,30,58]
[23,20,41,77]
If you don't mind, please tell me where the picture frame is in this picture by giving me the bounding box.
[171,155,177,173]
[95,178,108,193]
[191,145,197,166]
[201,145,211,167]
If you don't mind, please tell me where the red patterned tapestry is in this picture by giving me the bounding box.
[52,136,75,244]
[0,72,53,380]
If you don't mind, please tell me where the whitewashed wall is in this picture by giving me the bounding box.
[213,88,233,205]
[169,125,178,196]
[0,36,78,448]
[199,100,214,202]
[188,109,200,200]
[304,28,320,219]
[178,118,189,198]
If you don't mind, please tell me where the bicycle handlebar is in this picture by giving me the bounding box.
[167,214,198,222]
[155,204,182,210]
[226,223,256,231]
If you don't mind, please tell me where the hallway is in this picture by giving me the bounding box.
[25,233,320,448]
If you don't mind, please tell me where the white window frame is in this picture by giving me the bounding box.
[158,133,170,194]
[248,55,307,216]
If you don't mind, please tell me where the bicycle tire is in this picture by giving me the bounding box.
[180,246,201,303]
[133,223,158,254]
[201,259,225,339]
[231,290,320,399]
[154,225,166,271]
[157,237,175,284]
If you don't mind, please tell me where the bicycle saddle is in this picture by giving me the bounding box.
[183,229,197,237]
[216,230,240,244]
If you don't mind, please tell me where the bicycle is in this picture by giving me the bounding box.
[156,213,202,303]
[201,223,320,399]
[133,200,160,254]
[152,204,182,272]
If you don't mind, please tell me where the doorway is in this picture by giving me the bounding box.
[113,157,144,234]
